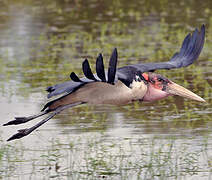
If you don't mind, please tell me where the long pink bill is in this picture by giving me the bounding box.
[167,82,206,102]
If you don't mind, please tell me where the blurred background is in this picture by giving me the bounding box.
[0,0,211,179]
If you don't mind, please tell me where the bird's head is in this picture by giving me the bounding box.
[141,72,205,102]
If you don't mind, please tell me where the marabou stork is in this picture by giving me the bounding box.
[4,25,206,141]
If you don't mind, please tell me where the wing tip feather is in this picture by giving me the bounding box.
[170,24,205,67]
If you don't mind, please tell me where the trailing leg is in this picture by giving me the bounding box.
[7,102,83,141]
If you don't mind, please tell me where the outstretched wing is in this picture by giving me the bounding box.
[46,48,118,98]
[47,25,205,98]
[117,25,205,84]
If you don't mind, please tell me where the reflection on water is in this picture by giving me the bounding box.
[0,0,212,179]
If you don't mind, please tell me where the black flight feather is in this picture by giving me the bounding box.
[96,53,106,82]
[82,59,98,81]
[70,72,83,82]
[107,48,118,84]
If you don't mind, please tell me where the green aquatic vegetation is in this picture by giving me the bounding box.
[0,139,24,178]
[17,135,208,179]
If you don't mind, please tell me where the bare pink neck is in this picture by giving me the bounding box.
[143,84,170,102]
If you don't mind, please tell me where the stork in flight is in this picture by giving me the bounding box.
[3,25,206,141]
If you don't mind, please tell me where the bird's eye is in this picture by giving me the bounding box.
[157,78,163,82]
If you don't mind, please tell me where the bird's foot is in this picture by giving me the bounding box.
[7,128,30,141]
[3,117,32,126]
